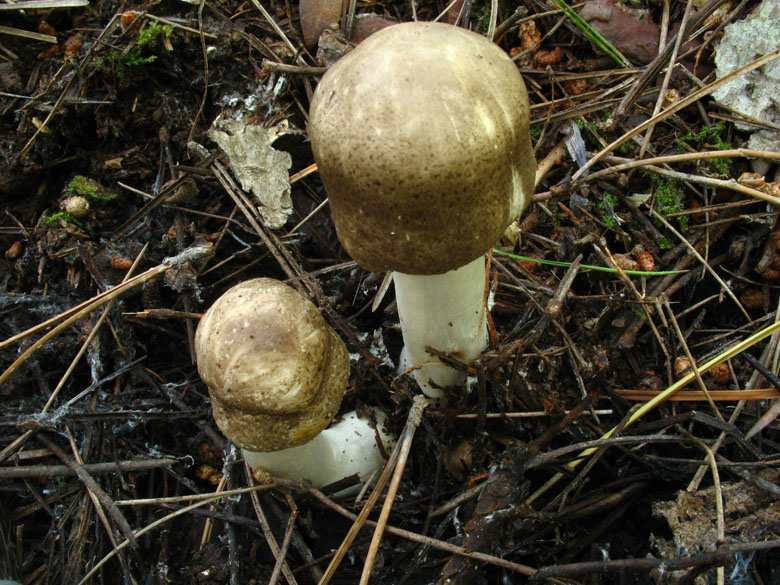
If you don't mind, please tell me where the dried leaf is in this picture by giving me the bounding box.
[349,14,397,44]
[579,0,661,64]
[300,0,342,50]
[208,118,293,229]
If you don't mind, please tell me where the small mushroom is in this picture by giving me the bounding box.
[195,278,393,488]
[308,22,535,398]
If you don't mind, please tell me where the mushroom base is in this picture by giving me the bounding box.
[242,410,394,492]
[394,257,488,399]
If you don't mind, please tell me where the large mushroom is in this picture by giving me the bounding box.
[195,278,393,489]
[308,22,535,398]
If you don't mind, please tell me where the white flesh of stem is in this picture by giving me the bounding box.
[242,411,394,492]
[394,256,488,399]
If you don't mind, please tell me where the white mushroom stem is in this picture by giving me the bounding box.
[394,256,488,399]
[242,411,394,490]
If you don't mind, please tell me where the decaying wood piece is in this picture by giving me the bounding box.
[436,443,532,585]
[436,399,592,584]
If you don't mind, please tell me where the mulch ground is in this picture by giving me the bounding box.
[1,0,779,583]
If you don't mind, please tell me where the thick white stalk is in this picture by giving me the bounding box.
[242,411,393,491]
[394,256,488,399]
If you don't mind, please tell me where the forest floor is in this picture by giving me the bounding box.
[1,0,779,583]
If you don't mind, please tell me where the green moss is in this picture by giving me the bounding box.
[124,51,157,68]
[616,139,636,155]
[653,176,683,216]
[67,175,116,201]
[46,212,84,227]
[677,122,732,177]
[538,208,562,228]
[652,176,691,233]
[477,0,507,31]
[99,22,172,78]
[136,22,173,46]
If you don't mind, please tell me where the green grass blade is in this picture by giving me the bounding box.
[493,249,684,276]
[550,0,633,68]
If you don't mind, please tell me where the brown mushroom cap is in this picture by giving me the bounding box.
[194,278,349,452]
[308,22,535,275]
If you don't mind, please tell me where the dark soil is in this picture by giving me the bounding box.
[1,0,779,584]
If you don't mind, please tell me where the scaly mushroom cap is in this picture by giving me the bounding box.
[195,278,349,452]
[308,21,535,275]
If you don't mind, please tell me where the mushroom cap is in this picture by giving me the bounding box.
[194,278,349,452]
[308,21,535,275]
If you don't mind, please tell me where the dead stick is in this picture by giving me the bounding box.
[268,509,299,585]
[531,539,780,581]
[245,462,299,585]
[297,482,536,577]
[38,434,138,549]
[359,395,428,585]
[317,395,428,585]
[261,59,326,75]
[0,458,178,479]
[0,245,212,386]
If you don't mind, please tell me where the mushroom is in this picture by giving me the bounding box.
[195,278,393,489]
[308,22,535,398]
